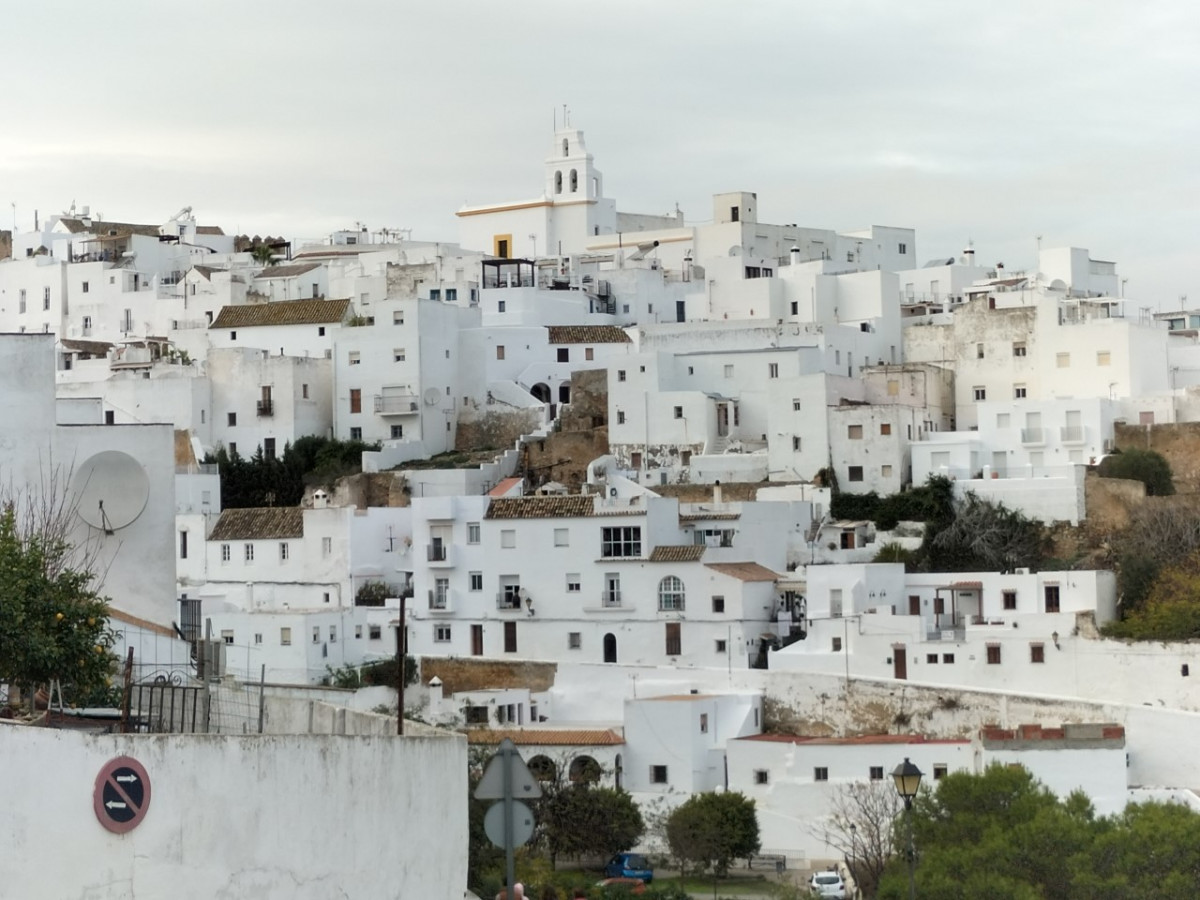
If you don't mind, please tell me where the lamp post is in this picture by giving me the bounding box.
[892,757,923,900]
[847,822,859,900]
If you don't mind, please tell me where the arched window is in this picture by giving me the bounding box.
[528,755,558,782]
[603,633,617,663]
[658,576,685,611]
[554,171,563,194]
[569,755,601,783]
[562,138,569,157]
[569,169,578,193]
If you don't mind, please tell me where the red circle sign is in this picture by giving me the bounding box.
[93,756,151,834]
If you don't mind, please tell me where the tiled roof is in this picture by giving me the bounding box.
[196,225,225,235]
[739,733,969,746]
[488,477,524,498]
[485,496,595,519]
[60,218,159,238]
[643,694,717,702]
[191,264,222,279]
[466,728,624,746]
[209,507,304,541]
[253,262,322,280]
[109,607,176,638]
[59,338,113,355]
[210,298,350,329]
[545,325,631,345]
[704,562,779,582]
[648,545,706,562]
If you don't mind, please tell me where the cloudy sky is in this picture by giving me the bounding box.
[2,1,1196,306]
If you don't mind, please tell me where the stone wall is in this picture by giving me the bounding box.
[1114,421,1200,493]
[1084,471,1145,533]
[0,229,11,260]
[420,657,558,694]
[456,407,542,454]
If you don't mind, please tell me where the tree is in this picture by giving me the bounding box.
[1098,448,1175,496]
[0,504,115,709]
[1107,497,1200,615]
[538,784,644,866]
[665,791,760,877]
[922,492,1045,572]
[812,781,904,899]
[1103,548,1200,640]
[249,242,279,267]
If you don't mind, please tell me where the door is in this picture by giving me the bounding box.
[893,646,908,680]
[676,300,686,323]
[717,404,729,437]
[504,621,517,653]
[603,633,617,663]
[908,595,920,616]
[471,624,483,656]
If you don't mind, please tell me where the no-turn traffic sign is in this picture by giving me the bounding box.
[93,756,151,834]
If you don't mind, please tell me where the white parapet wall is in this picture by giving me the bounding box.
[0,724,466,899]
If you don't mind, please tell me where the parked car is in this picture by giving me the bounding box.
[809,869,847,898]
[603,853,654,883]
[596,877,646,894]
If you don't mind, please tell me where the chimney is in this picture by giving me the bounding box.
[963,247,975,266]
[713,479,723,506]
[312,489,328,510]
[427,676,444,717]
[789,246,801,266]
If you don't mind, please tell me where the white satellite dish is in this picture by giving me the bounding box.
[72,451,150,533]
[423,387,441,407]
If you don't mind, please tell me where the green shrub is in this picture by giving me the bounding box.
[1098,448,1175,496]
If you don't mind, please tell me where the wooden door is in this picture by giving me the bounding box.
[893,646,908,680]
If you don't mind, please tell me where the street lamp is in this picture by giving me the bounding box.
[892,758,923,900]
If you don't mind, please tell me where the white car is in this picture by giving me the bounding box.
[809,870,847,898]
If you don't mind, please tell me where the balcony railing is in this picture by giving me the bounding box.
[427,589,450,611]
[1020,427,1045,445]
[1060,425,1086,444]
[374,393,419,415]
[601,590,622,608]
[427,544,447,562]
[496,592,522,611]
[256,399,274,417]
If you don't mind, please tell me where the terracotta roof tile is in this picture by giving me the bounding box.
[486,496,595,519]
[253,262,322,280]
[210,298,351,329]
[649,545,706,562]
[466,728,624,746]
[545,325,631,345]
[704,562,779,582]
[739,733,969,746]
[109,607,177,637]
[209,507,304,541]
[60,338,113,355]
[196,225,225,235]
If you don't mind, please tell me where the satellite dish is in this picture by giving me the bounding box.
[423,387,441,407]
[72,451,150,532]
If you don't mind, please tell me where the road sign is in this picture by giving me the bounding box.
[474,738,543,800]
[484,799,535,848]
[93,756,152,834]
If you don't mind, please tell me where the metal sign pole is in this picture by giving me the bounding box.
[503,740,515,897]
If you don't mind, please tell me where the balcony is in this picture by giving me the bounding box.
[601,590,622,608]
[256,399,274,417]
[374,392,419,415]
[427,589,453,614]
[1020,427,1045,446]
[1060,425,1087,445]
[426,543,449,564]
[496,591,522,611]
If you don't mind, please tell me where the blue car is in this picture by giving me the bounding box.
[604,852,653,884]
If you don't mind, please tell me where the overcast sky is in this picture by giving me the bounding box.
[2,1,1196,307]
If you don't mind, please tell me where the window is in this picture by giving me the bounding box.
[665,622,681,656]
[501,529,516,549]
[280,627,292,646]
[466,706,489,725]
[302,384,309,399]
[671,406,684,420]
[792,436,802,451]
[601,526,641,558]
[768,363,779,378]
[369,625,382,640]
[349,389,361,414]
[792,398,802,411]
[715,639,727,653]
[82,281,89,294]
[218,629,234,645]
[658,576,685,611]
[179,530,188,559]
[943,653,955,664]
[318,326,326,336]
[329,625,337,643]
[445,288,457,302]
[724,364,733,378]
[350,427,362,440]
[1003,590,1017,610]
[43,286,51,310]
[927,653,939,664]
[504,621,517,653]
[255,632,264,644]
[933,765,948,780]
[976,342,985,359]
[1097,350,1111,366]
[568,632,581,650]
[848,466,864,482]
[973,386,986,401]
[312,627,321,644]
[497,300,506,312]
[390,425,404,439]
[264,438,276,460]
[556,348,569,363]
[1057,352,1071,368]
[848,425,863,439]
[881,464,893,478]
[898,243,907,254]
[220,543,231,562]
[1014,385,1027,399]
[712,595,725,613]
[348,351,361,366]
[496,345,505,360]
[429,289,441,301]
[322,537,332,556]
[227,412,237,427]
[616,411,626,424]
[814,767,828,782]
[244,543,254,562]
[754,769,769,785]
[394,348,406,362]
[1044,585,1061,613]
[986,644,1002,665]
[279,542,289,562]
[1030,643,1045,663]
[393,310,405,325]
[650,765,669,784]
[869,766,884,781]
[354,625,362,640]
[832,637,843,652]
[617,369,626,382]
[18,289,25,313]
[469,572,483,591]
[467,522,481,544]
[1013,342,1027,357]
[434,624,452,643]
[554,528,569,547]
